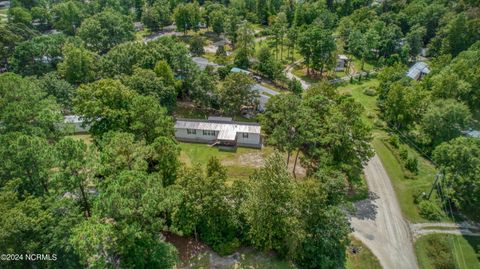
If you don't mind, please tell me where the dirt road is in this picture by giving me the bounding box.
[350,155,419,269]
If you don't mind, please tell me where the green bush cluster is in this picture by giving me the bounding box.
[418,200,444,221]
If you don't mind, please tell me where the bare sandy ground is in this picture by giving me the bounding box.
[350,155,419,269]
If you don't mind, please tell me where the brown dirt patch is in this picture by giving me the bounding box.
[164,232,210,262]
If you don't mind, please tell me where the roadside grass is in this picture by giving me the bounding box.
[336,79,442,223]
[415,234,480,269]
[346,236,382,269]
[372,137,440,223]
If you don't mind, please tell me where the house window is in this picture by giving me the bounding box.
[242,133,249,138]
[187,129,196,135]
[203,130,215,136]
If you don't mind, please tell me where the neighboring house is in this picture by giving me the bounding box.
[406,62,430,80]
[174,117,262,148]
[464,129,480,138]
[335,54,350,71]
[230,67,261,82]
[64,115,90,133]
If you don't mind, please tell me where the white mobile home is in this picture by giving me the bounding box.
[174,117,261,148]
[64,115,90,133]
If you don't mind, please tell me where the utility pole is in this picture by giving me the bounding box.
[426,172,442,200]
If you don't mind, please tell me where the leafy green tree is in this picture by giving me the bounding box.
[236,20,255,55]
[293,178,351,269]
[287,78,303,95]
[173,158,238,254]
[32,72,75,110]
[9,34,67,76]
[260,94,302,170]
[406,25,426,59]
[0,23,37,67]
[74,79,134,137]
[433,137,480,221]
[52,1,85,35]
[225,14,241,44]
[173,3,201,34]
[8,7,32,25]
[429,42,480,110]
[271,12,288,60]
[71,216,120,268]
[0,73,62,139]
[128,95,174,143]
[298,26,336,75]
[383,82,427,130]
[77,10,134,53]
[121,67,176,111]
[189,35,205,56]
[241,152,297,255]
[54,138,96,218]
[0,181,72,268]
[234,48,250,69]
[0,133,55,196]
[420,99,472,147]
[154,60,176,87]
[256,47,282,80]
[31,6,51,30]
[74,79,174,141]
[217,73,257,115]
[210,10,224,34]
[300,83,373,177]
[141,0,172,31]
[58,43,97,84]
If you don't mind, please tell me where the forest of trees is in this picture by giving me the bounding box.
[1,0,480,266]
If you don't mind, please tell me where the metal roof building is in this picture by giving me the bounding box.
[406,62,430,80]
[174,117,261,148]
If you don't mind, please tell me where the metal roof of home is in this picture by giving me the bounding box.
[175,118,261,135]
[64,115,83,123]
[406,62,430,79]
[230,67,251,75]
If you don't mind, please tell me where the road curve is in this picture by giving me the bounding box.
[350,155,419,269]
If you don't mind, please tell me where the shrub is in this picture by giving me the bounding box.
[412,190,426,204]
[418,200,444,221]
[399,146,409,160]
[363,88,377,96]
[217,66,230,80]
[425,236,456,269]
[406,157,418,173]
[214,238,241,256]
[389,135,400,148]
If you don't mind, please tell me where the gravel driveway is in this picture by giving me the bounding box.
[350,155,419,269]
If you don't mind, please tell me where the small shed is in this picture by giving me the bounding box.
[336,54,350,71]
[406,62,430,80]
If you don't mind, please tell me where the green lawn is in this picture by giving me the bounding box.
[415,234,480,269]
[346,237,382,269]
[179,142,273,181]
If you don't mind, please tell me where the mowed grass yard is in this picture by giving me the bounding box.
[178,142,273,180]
[415,234,480,269]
